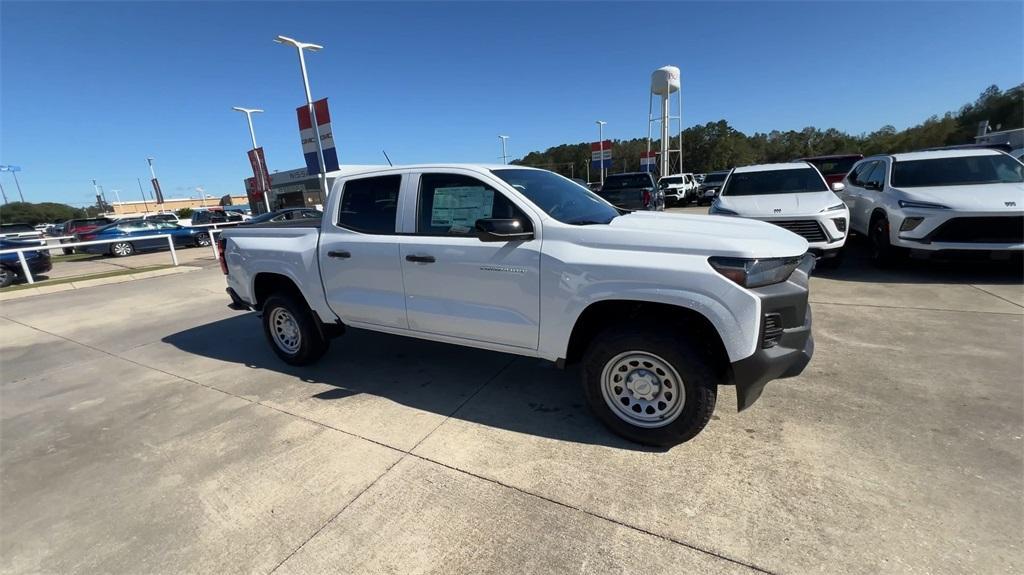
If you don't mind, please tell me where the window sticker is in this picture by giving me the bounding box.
[430,186,494,228]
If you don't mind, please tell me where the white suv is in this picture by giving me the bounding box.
[841,149,1023,264]
[709,163,849,266]
[658,173,698,206]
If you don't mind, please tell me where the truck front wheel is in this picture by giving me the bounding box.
[262,294,329,366]
[581,327,718,446]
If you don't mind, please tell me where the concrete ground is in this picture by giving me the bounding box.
[37,243,215,281]
[1,220,1022,574]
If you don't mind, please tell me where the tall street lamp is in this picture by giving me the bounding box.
[232,106,272,214]
[498,135,509,164]
[275,35,328,199]
[596,121,607,187]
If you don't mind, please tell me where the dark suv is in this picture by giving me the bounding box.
[597,172,665,211]
[191,210,243,225]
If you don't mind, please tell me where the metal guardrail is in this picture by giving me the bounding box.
[0,234,180,285]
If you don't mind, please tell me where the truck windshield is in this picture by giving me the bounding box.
[660,177,683,185]
[491,169,621,225]
[703,172,728,184]
[891,154,1024,187]
[722,168,828,196]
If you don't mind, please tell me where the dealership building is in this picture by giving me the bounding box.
[247,166,382,211]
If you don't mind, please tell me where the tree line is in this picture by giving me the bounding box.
[513,84,1023,178]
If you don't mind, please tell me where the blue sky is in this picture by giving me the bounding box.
[2,1,1022,206]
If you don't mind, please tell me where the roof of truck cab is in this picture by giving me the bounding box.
[733,162,813,173]
[329,164,544,175]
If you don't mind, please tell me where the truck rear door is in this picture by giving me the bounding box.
[318,173,409,329]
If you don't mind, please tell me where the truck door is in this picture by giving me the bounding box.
[318,173,409,329]
[399,170,541,349]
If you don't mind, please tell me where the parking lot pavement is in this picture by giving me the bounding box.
[1,240,1022,574]
[37,245,216,281]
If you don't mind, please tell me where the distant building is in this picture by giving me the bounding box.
[110,195,249,216]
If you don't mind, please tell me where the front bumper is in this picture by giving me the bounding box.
[729,253,815,411]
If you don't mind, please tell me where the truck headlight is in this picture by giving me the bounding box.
[709,202,738,216]
[709,256,802,288]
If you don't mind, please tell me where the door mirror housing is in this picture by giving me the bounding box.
[831,182,846,193]
[475,218,534,242]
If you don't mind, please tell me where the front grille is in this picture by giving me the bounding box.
[762,313,783,348]
[929,216,1024,244]
[767,219,827,242]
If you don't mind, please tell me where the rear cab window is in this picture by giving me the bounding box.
[337,174,402,234]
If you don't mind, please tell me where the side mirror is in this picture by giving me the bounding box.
[831,182,846,193]
[475,218,534,242]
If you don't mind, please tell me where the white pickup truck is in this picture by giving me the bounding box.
[219,165,814,446]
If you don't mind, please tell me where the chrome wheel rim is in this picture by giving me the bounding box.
[601,351,685,428]
[112,243,132,256]
[197,235,210,246]
[269,307,301,355]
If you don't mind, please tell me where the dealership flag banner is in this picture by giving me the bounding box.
[296,98,340,174]
[247,147,272,201]
[151,178,164,204]
[590,140,613,170]
[640,151,657,172]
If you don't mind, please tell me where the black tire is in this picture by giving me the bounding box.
[195,233,212,247]
[62,247,75,255]
[110,242,134,257]
[262,293,329,366]
[0,266,15,288]
[581,326,719,446]
[869,214,904,267]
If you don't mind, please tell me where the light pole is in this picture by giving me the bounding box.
[110,189,122,213]
[275,35,328,199]
[0,166,24,202]
[498,135,509,164]
[0,180,7,204]
[232,107,272,214]
[137,177,151,214]
[596,121,607,187]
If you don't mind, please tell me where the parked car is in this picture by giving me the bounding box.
[0,223,43,241]
[658,173,699,207]
[597,172,664,211]
[77,220,214,257]
[219,164,814,446]
[0,238,52,287]
[709,162,849,266]
[799,154,863,187]
[694,173,706,184]
[841,149,1024,265]
[239,208,323,226]
[697,171,730,206]
[60,218,114,254]
[143,213,180,224]
[191,210,243,226]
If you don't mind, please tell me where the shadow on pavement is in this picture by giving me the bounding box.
[813,236,1023,286]
[163,314,655,451]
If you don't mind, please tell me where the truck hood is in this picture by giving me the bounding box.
[894,182,1024,211]
[716,191,841,217]
[564,211,808,259]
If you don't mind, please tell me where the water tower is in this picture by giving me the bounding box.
[647,66,683,177]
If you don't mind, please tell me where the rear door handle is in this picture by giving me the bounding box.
[405,254,435,263]
[327,250,351,259]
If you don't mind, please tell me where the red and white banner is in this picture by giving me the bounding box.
[590,140,612,169]
[246,147,272,202]
[296,98,339,173]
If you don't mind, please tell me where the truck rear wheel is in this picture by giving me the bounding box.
[262,294,329,366]
[581,327,718,446]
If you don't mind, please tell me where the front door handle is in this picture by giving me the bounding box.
[405,254,435,263]
[327,250,351,259]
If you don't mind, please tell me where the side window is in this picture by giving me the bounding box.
[848,161,873,186]
[337,174,401,234]
[417,173,532,237]
[864,161,887,189]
